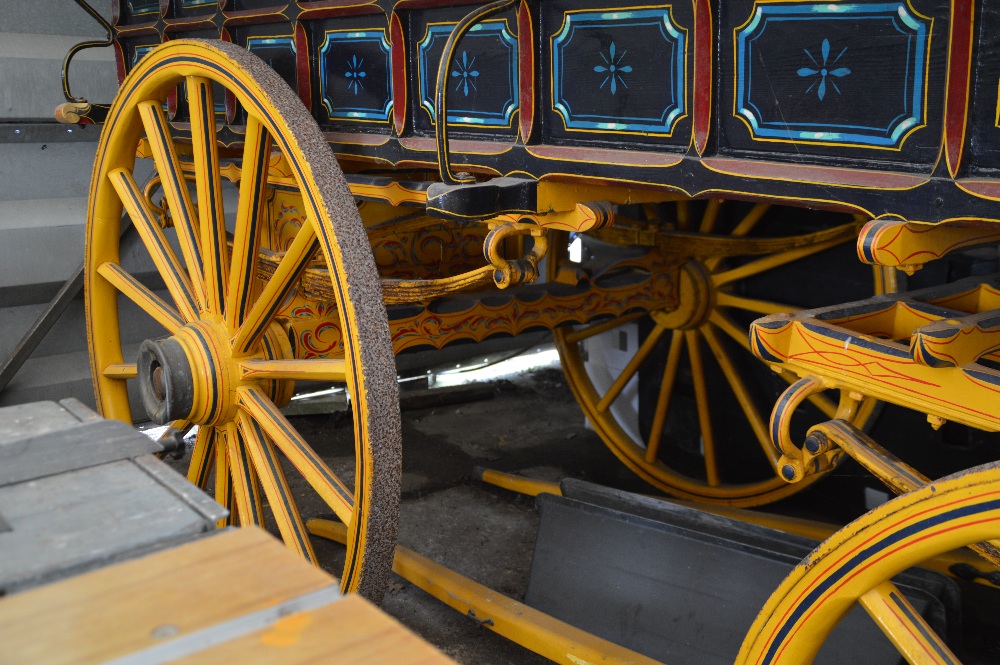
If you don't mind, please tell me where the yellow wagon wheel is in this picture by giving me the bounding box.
[85,40,400,602]
[555,201,888,507]
[737,462,1000,664]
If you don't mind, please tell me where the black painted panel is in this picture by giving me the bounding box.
[538,0,694,151]
[172,0,218,19]
[405,5,519,139]
[229,0,286,10]
[124,36,162,75]
[308,14,393,134]
[235,24,297,91]
[964,0,1000,176]
[120,0,161,24]
[717,0,949,171]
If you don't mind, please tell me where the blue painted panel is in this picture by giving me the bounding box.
[551,8,687,135]
[319,30,392,123]
[735,2,931,148]
[416,20,519,127]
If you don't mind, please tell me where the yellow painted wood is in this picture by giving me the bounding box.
[239,358,347,382]
[0,529,333,665]
[137,101,207,309]
[84,41,400,600]
[187,76,229,316]
[102,363,138,379]
[858,218,1000,272]
[175,595,455,664]
[478,468,562,497]
[860,582,960,665]
[738,464,1000,664]
[97,261,185,333]
[107,168,199,322]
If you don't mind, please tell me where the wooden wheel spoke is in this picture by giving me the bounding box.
[236,412,317,561]
[225,115,272,332]
[860,582,961,665]
[188,76,228,314]
[564,311,645,345]
[97,262,185,333]
[187,425,214,489]
[102,363,137,379]
[731,203,771,238]
[644,330,685,463]
[214,428,235,527]
[238,386,354,525]
[137,101,207,308]
[685,330,720,487]
[223,422,264,527]
[108,168,199,321]
[716,292,795,316]
[704,204,770,272]
[701,324,779,468]
[232,220,318,356]
[239,358,347,383]
[597,325,667,413]
[698,199,722,235]
[675,200,691,231]
[713,236,849,287]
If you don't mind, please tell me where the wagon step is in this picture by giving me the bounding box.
[750,272,1000,432]
[523,479,960,665]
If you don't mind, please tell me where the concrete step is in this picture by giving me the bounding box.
[0,1,112,39]
[0,346,145,413]
[0,142,99,201]
[0,31,117,120]
[0,285,170,360]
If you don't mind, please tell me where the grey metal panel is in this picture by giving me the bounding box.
[526,485,959,665]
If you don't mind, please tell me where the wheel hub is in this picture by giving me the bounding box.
[651,260,714,330]
[137,319,294,426]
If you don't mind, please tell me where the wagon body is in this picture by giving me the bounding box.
[48,2,1000,661]
[96,0,998,224]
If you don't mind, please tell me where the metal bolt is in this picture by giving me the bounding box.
[13,129,20,134]
[781,464,797,481]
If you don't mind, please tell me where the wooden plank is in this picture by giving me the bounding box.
[0,419,158,485]
[132,454,228,524]
[0,400,84,442]
[175,595,456,665]
[0,528,334,665]
[0,460,218,591]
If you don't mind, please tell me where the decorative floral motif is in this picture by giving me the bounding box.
[451,51,479,97]
[797,39,850,101]
[594,42,632,95]
[345,55,366,95]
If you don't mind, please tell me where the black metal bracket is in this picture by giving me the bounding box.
[426,177,537,221]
